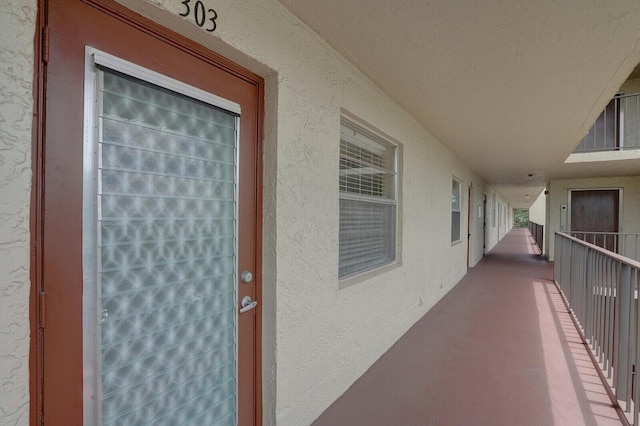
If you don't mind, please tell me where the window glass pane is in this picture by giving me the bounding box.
[94,69,237,425]
[340,123,395,200]
[339,198,396,278]
[451,180,460,211]
[451,211,461,242]
[340,147,393,198]
[451,179,461,242]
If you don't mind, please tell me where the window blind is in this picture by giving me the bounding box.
[339,119,397,279]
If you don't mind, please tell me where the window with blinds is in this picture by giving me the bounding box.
[339,117,397,279]
[451,179,461,243]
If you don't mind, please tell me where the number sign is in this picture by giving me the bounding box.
[180,0,218,32]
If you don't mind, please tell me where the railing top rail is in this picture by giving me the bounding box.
[556,231,640,269]
[569,231,640,236]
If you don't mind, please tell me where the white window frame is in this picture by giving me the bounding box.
[338,115,399,281]
[451,178,462,244]
[491,193,497,227]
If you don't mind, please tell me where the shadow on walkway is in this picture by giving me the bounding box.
[313,228,620,426]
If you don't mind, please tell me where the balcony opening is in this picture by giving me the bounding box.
[573,64,640,154]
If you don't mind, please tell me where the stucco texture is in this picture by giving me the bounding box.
[529,190,547,227]
[528,190,547,256]
[547,176,640,261]
[0,0,35,424]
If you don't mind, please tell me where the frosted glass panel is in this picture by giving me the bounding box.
[95,69,237,425]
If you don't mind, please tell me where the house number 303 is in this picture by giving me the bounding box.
[180,0,218,32]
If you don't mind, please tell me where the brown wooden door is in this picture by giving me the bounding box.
[38,0,263,424]
[571,189,619,250]
[482,195,487,255]
[467,185,471,267]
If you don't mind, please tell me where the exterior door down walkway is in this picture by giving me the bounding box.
[313,228,621,426]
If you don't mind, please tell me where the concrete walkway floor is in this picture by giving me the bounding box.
[313,228,621,426]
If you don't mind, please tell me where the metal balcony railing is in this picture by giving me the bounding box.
[569,231,640,262]
[529,221,543,253]
[555,232,640,424]
[574,93,640,153]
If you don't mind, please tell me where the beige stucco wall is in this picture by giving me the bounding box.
[547,176,640,261]
[529,190,546,255]
[529,190,546,226]
[0,0,514,424]
[620,77,640,94]
[0,0,35,424]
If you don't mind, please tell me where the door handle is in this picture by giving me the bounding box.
[240,296,258,313]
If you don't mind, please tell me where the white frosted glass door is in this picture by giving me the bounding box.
[88,67,238,425]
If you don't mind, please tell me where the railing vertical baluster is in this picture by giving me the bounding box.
[604,255,609,372]
[563,238,572,299]
[585,249,594,341]
[600,252,606,363]
[579,245,586,325]
[616,263,633,410]
[603,255,608,369]
[578,245,583,323]
[608,257,615,378]
[632,266,637,415]
[554,236,561,285]
[583,246,588,325]
[570,242,576,315]
[574,244,580,321]
[596,251,603,361]
[632,269,640,426]
[611,265,621,392]
[636,93,639,147]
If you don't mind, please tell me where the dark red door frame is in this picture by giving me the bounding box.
[31,1,265,423]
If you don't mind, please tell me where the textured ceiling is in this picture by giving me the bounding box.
[277,0,640,207]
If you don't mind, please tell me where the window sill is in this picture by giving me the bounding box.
[451,239,464,246]
[339,261,401,290]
